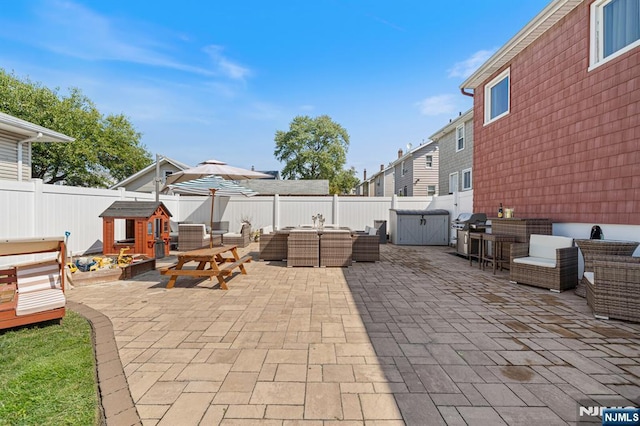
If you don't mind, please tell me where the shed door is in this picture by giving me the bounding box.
[396,216,423,245]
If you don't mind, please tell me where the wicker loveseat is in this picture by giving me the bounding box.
[510,234,578,292]
[223,223,251,248]
[352,225,380,262]
[178,224,221,250]
[586,255,640,322]
[259,226,288,261]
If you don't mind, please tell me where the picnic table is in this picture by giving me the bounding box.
[159,245,251,290]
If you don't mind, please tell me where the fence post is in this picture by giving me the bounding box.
[274,194,280,230]
[33,179,43,238]
[333,194,339,225]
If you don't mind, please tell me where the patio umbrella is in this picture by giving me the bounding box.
[165,159,271,185]
[163,159,271,247]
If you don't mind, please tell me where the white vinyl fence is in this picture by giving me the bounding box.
[1,179,469,262]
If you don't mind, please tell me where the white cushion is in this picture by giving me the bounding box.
[262,225,273,234]
[16,261,62,293]
[368,227,378,236]
[16,289,65,316]
[364,226,372,234]
[513,256,556,268]
[583,271,594,285]
[529,235,573,260]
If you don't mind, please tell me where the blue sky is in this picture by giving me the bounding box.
[0,0,550,179]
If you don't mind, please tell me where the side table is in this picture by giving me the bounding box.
[481,234,517,274]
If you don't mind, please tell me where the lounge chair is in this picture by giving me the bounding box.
[510,234,578,292]
[586,255,640,322]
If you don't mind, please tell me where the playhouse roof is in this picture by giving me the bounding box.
[99,201,172,219]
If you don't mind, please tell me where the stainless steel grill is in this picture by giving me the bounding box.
[452,213,487,256]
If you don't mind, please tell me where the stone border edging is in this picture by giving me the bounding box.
[67,301,141,426]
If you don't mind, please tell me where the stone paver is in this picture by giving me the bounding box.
[67,243,640,424]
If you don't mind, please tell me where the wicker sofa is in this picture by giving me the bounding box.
[510,234,578,292]
[586,255,640,322]
[178,224,221,250]
[223,223,251,248]
[352,225,380,262]
[259,226,288,261]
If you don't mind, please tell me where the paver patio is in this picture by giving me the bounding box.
[66,243,640,425]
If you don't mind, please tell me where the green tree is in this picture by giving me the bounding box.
[274,115,359,194]
[331,167,360,195]
[0,69,152,187]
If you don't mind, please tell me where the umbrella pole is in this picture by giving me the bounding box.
[209,188,217,248]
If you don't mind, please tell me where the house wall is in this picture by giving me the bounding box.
[124,163,184,192]
[437,116,474,194]
[0,129,31,181]
[394,144,439,197]
[473,1,640,225]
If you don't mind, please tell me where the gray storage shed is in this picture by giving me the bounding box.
[389,209,449,246]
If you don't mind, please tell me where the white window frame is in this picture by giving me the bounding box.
[427,185,436,196]
[589,0,640,70]
[456,124,465,152]
[401,161,405,176]
[462,168,472,191]
[484,68,510,125]
[425,155,433,168]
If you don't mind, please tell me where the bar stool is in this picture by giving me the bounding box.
[481,234,516,274]
[469,233,484,268]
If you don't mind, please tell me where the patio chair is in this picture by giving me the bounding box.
[510,234,578,292]
[223,223,251,248]
[259,226,288,261]
[287,229,319,267]
[178,224,220,250]
[211,221,229,242]
[586,255,640,322]
[352,226,380,262]
[320,229,352,267]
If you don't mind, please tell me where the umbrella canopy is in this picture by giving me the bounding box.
[164,175,259,196]
[164,158,272,186]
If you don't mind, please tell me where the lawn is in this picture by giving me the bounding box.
[0,311,100,425]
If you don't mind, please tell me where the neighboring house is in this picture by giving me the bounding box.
[391,142,439,196]
[236,179,329,195]
[430,109,474,195]
[369,164,395,197]
[0,111,74,181]
[460,0,640,225]
[110,156,190,193]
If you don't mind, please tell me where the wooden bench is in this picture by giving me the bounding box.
[159,246,251,290]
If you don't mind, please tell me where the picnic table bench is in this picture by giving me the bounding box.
[159,245,251,290]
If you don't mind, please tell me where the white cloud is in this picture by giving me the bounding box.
[416,94,457,116]
[204,45,251,81]
[448,49,497,79]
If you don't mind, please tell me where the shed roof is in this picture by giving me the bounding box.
[99,201,172,219]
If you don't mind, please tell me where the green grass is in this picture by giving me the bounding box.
[0,311,100,425]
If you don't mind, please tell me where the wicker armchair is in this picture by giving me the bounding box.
[320,230,352,267]
[586,255,640,322]
[259,226,288,261]
[287,229,319,267]
[510,234,578,292]
[352,226,380,262]
[574,239,639,297]
[223,223,251,248]
[178,224,221,250]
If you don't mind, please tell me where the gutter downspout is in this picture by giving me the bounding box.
[17,132,43,182]
[460,88,474,97]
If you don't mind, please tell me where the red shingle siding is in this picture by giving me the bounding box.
[473,1,640,224]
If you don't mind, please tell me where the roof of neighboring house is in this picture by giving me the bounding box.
[237,179,330,195]
[99,201,172,218]
[0,111,75,143]
[110,156,190,189]
[390,139,438,168]
[429,109,473,141]
[460,0,582,89]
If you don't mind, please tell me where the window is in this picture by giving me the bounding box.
[401,161,406,176]
[484,68,510,124]
[425,155,433,168]
[427,185,436,196]
[449,172,459,194]
[462,168,472,191]
[456,124,465,151]
[590,0,640,69]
